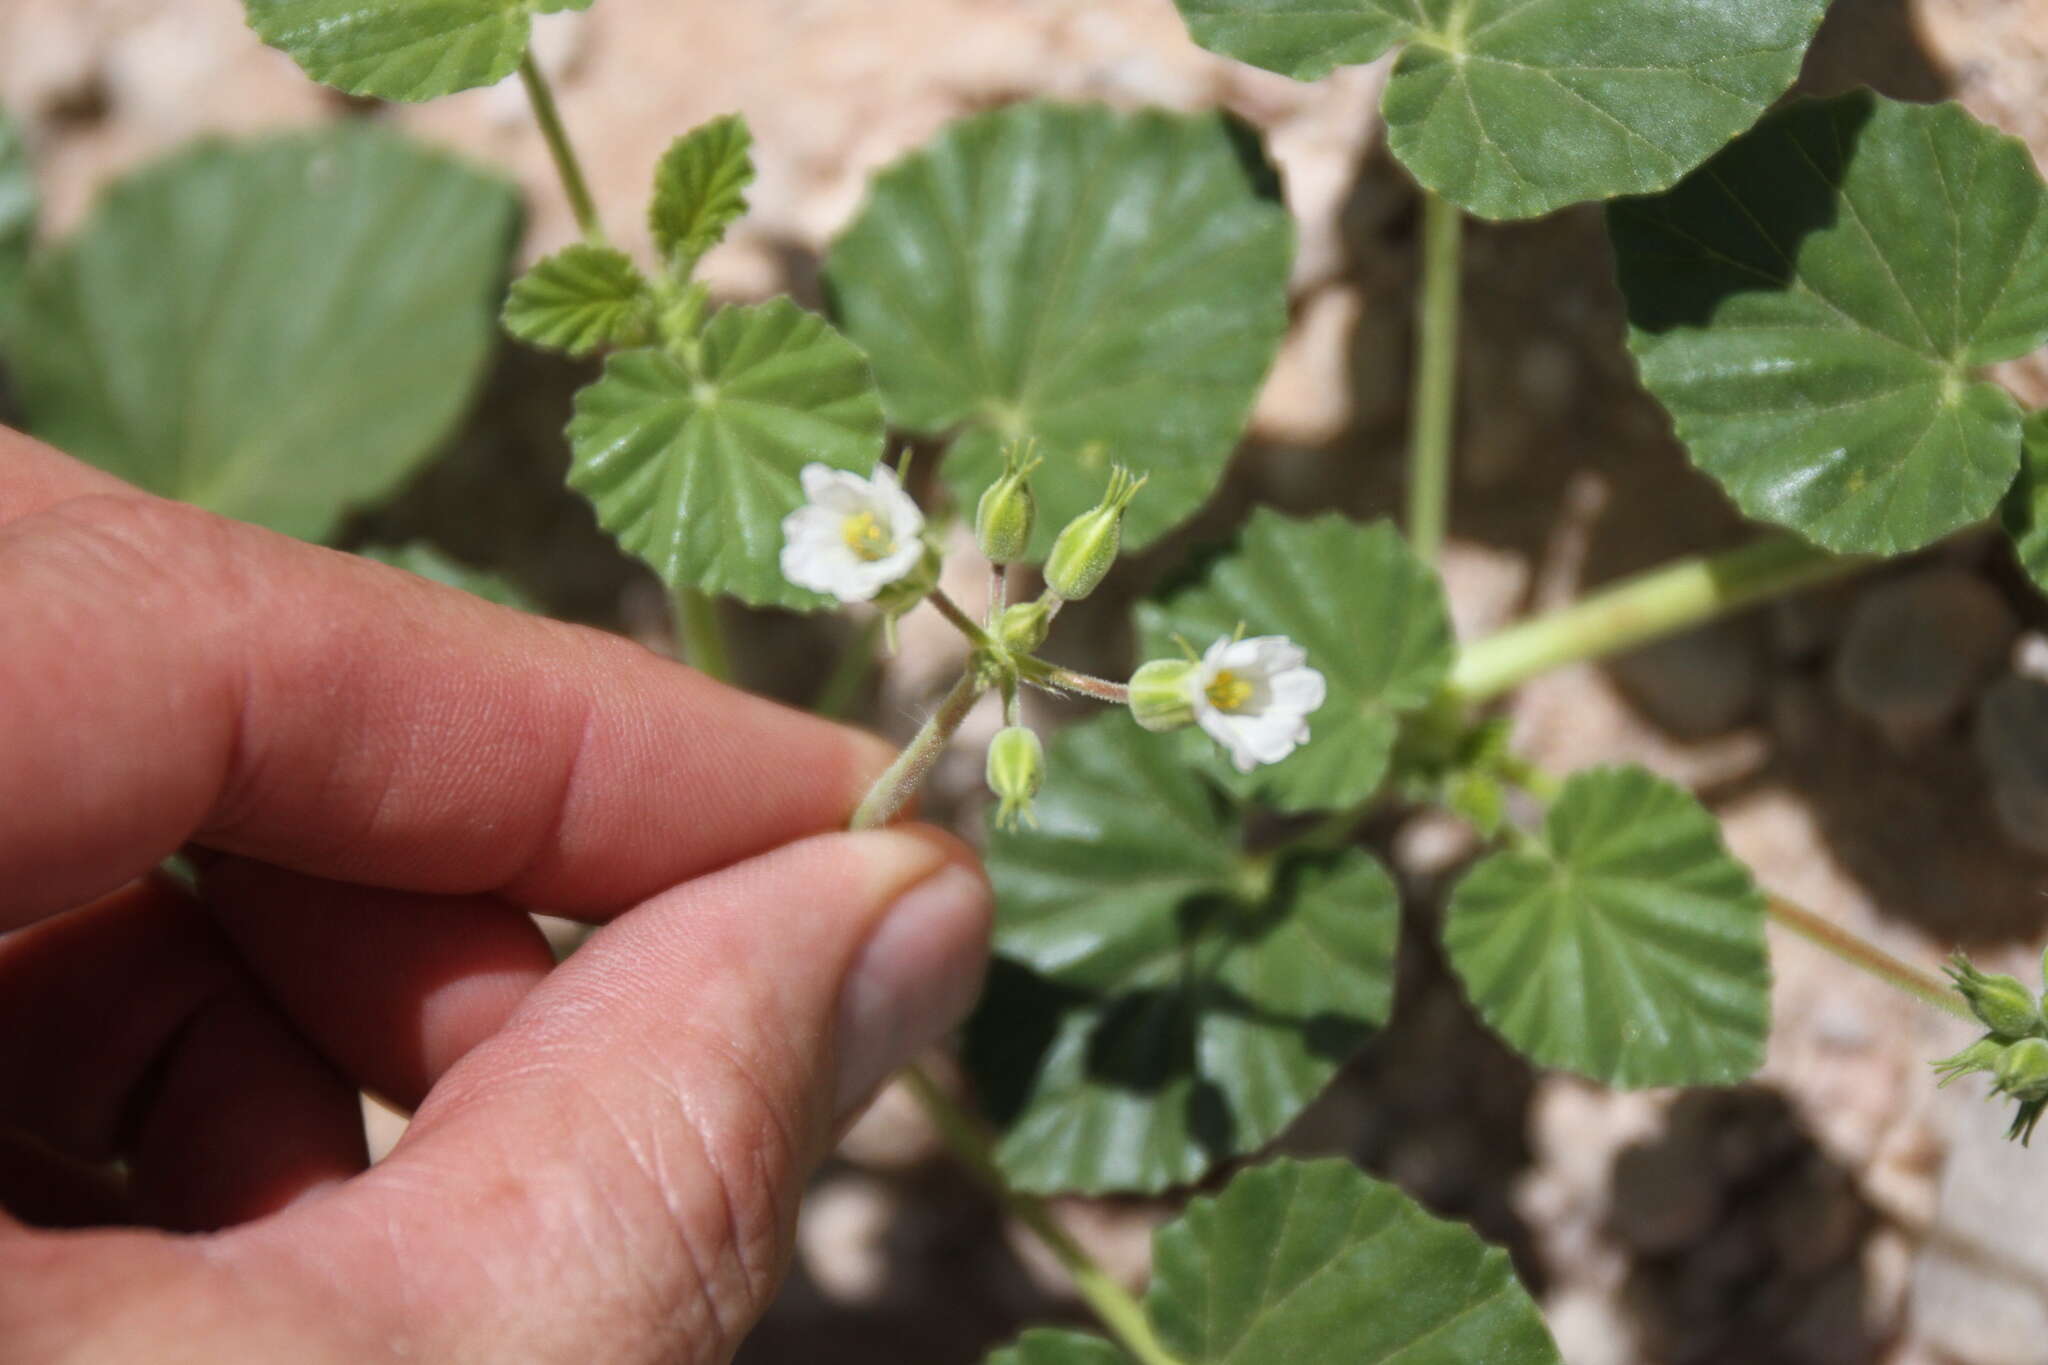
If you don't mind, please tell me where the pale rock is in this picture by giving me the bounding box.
[797,1175,898,1306]
[1833,568,2016,749]
[836,1074,944,1172]
[1439,538,1532,643]
[1249,286,1361,445]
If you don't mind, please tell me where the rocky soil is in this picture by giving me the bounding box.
[6,2,2048,1362]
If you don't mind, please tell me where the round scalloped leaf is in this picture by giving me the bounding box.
[1443,765,1770,1088]
[243,0,594,102]
[1136,509,1454,812]
[564,299,886,611]
[985,1331,1128,1365]
[6,126,515,542]
[0,108,33,325]
[1612,91,2048,556]
[824,102,1292,558]
[1173,0,1828,221]
[2000,410,2048,596]
[964,714,1399,1195]
[1148,1159,1560,1364]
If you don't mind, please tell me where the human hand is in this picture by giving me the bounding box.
[0,427,992,1362]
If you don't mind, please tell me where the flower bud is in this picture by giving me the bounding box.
[1044,466,1146,602]
[997,598,1053,655]
[976,444,1041,564]
[1997,1037,2048,1104]
[1128,658,1197,732]
[987,725,1045,831]
[1933,1036,2008,1087]
[1947,955,2045,1039]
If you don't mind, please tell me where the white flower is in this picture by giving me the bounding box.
[779,463,926,602]
[1188,634,1327,772]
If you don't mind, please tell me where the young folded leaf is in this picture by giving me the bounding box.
[1172,0,1829,220]
[503,243,656,357]
[649,114,755,277]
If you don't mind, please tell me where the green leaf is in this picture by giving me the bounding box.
[964,714,1400,1195]
[243,0,594,102]
[503,243,654,356]
[649,114,754,275]
[986,1331,1129,1365]
[6,126,516,542]
[1443,765,1771,1087]
[1148,1159,1560,1364]
[360,543,537,611]
[1612,91,2048,556]
[1136,510,1454,812]
[1173,0,1828,220]
[564,298,886,610]
[0,108,34,327]
[825,102,1292,558]
[1999,410,2048,597]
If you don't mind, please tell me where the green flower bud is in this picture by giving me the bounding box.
[1128,658,1197,732]
[997,598,1054,654]
[976,443,1041,564]
[1947,955,2046,1039]
[1997,1037,2048,1104]
[1932,1036,2008,1087]
[987,725,1045,831]
[1044,466,1146,602]
[870,541,942,619]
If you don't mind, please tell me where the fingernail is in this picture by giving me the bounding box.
[834,865,991,1115]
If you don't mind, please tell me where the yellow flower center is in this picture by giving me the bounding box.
[841,510,895,562]
[1205,669,1255,713]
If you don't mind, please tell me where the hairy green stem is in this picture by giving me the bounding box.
[1765,896,1972,1021]
[671,587,733,683]
[1017,656,1129,705]
[1450,535,1861,704]
[1406,189,1463,563]
[850,670,986,830]
[928,587,997,650]
[518,53,605,245]
[901,1066,1185,1365]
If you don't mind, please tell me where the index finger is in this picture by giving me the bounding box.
[0,432,893,924]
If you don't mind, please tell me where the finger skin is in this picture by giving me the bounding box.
[200,860,557,1110]
[0,424,129,525]
[0,487,891,925]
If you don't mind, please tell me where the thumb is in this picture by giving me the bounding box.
[306,827,990,1363]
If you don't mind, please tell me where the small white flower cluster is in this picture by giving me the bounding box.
[779,464,925,603]
[1187,635,1326,772]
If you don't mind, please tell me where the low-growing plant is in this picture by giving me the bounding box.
[8,0,2048,1358]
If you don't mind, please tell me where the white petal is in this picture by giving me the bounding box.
[1244,636,1307,674]
[1269,666,1327,714]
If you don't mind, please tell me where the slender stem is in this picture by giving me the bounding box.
[518,52,605,244]
[1766,896,1972,1021]
[850,671,986,830]
[1017,657,1129,705]
[901,1066,1185,1365]
[1450,535,1862,705]
[928,587,996,650]
[1406,189,1463,563]
[990,563,1008,619]
[671,587,733,683]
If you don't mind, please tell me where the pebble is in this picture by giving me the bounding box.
[1608,619,1765,740]
[1974,673,2048,858]
[1833,568,2016,748]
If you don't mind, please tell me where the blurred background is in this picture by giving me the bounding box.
[4,1,2048,1361]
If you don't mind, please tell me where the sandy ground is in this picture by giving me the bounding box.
[7,1,2048,1361]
